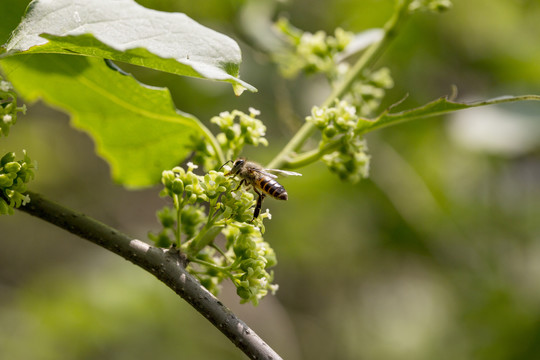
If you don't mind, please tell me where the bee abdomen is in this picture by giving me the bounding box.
[259,178,288,200]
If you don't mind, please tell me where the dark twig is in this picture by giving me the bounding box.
[18,191,282,360]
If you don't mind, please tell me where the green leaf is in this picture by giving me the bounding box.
[0,54,221,188]
[356,94,540,134]
[2,0,255,95]
[0,0,30,46]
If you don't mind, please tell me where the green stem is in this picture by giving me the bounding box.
[186,225,224,257]
[201,121,225,166]
[190,258,229,273]
[174,195,183,248]
[184,199,224,256]
[211,243,230,261]
[266,0,413,169]
[286,137,345,168]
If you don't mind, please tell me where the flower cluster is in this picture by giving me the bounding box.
[273,17,353,79]
[409,0,452,13]
[346,67,394,117]
[0,150,35,215]
[322,135,370,183]
[0,78,26,137]
[190,108,268,172]
[149,162,277,305]
[223,222,278,305]
[150,163,230,248]
[307,100,370,182]
[211,108,268,161]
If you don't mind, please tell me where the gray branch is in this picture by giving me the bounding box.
[18,191,282,360]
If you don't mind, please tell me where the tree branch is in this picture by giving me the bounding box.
[18,191,282,360]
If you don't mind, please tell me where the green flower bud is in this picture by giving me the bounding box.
[323,124,337,138]
[0,198,12,215]
[157,206,176,228]
[170,178,184,195]
[0,174,13,187]
[181,204,206,238]
[1,152,15,166]
[225,127,237,140]
[161,170,175,186]
[171,166,185,175]
[236,284,251,300]
[4,162,22,173]
[151,230,172,248]
[187,193,198,204]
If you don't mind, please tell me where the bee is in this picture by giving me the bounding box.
[223,158,302,219]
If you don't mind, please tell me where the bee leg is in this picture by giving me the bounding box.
[252,190,265,220]
[234,179,246,191]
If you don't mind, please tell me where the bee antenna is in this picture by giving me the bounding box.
[218,160,233,171]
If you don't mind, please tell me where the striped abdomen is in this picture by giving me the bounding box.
[257,177,288,200]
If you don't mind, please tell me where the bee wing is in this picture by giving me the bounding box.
[253,169,278,179]
[264,169,302,177]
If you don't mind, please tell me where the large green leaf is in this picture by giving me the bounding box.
[356,94,540,134]
[1,0,255,94]
[0,54,220,188]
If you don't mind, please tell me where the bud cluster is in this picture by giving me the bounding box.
[307,100,370,182]
[191,108,268,172]
[346,67,394,117]
[0,150,35,215]
[273,17,353,79]
[0,78,26,137]
[211,108,268,161]
[223,222,278,304]
[149,162,277,305]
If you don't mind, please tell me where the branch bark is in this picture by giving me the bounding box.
[18,191,282,360]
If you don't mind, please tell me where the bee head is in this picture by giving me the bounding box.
[220,158,245,176]
[230,158,245,175]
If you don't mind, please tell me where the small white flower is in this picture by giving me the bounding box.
[345,105,357,117]
[232,191,242,200]
[0,81,12,92]
[336,62,350,75]
[314,107,325,117]
[232,122,241,135]
[186,162,198,170]
[248,107,260,116]
[3,114,12,124]
[22,194,31,206]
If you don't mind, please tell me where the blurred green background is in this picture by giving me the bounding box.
[2,0,540,359]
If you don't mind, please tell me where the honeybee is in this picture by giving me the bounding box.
[223,158,302,219]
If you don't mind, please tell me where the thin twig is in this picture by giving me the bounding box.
[18,191,282,360]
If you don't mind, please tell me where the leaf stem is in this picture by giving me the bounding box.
[266,0,413,169]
